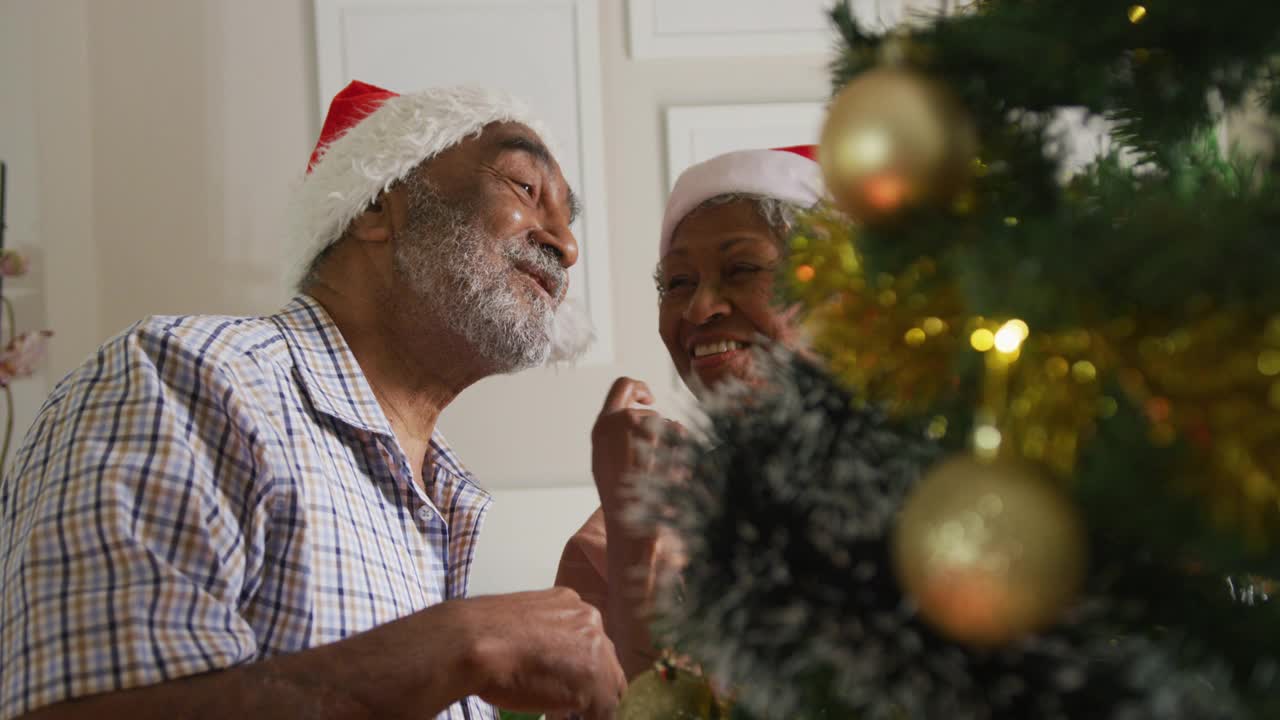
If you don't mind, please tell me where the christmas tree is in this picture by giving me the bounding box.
[625,2,1280,718]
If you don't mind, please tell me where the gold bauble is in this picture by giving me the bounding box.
[892,455,1087,647]
[618,664,716,720]
[818,67,977,222]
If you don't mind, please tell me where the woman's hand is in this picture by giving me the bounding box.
[591,377,669,527]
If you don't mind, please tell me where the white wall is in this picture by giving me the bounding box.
[6,0,830,593]
[0,0,55,454]
[2,0,315,443]
[86,0,314,330]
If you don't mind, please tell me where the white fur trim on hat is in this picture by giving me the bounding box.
[291,86,556,280]
[660,149,824,258]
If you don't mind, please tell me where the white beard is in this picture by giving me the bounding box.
[394,180,593,372]
[545,296,595,364]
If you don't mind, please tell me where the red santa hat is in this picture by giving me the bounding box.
[295,81,594,362]
[294,80,556,270]
[660,145,824,257]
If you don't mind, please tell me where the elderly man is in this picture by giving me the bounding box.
[0,81,625,720]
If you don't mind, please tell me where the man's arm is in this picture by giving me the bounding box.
[18,588,623,720]
[1,325,623,720]
[17,602,471,720]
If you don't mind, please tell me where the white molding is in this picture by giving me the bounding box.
[628,0,828,59]
[313,0,614,365]
[664,101,828,188]
[569,0,614,367]
[628,0,921,59]
[311,1,343,115]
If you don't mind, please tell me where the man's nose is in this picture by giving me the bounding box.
[533,227,579,269]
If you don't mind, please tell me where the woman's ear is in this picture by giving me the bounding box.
[349,192,394,244]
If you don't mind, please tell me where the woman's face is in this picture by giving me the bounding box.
[657,199,795,393]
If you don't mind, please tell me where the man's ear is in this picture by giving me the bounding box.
[349,191,396,244]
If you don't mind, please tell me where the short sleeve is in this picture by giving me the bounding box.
[0,321,266,720]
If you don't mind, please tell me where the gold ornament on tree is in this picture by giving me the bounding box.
[892,455,1088,647]
[818,67,978,222]
[618,660,725,720]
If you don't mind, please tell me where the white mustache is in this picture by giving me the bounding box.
[499,235,594,364]
[504,239,568,300]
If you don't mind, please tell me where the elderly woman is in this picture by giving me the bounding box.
[556,146,824,679]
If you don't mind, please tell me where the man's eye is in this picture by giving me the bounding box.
[516,180,536,197]
[728,263,764,277]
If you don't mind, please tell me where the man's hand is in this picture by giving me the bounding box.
[456,588,626,719]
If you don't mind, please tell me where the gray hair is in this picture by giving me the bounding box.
[295,163,421,293]
[653,193,812,295]
[688,192,808,242]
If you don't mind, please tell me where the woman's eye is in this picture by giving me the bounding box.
[659,276,695,297]
[727,263,764,278]
[518,182,535,196]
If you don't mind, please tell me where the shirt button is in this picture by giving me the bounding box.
[416,507,431,522]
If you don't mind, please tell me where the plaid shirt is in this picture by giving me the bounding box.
[0,296,496,720]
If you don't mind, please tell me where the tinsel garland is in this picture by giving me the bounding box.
[634,356,1279,719]
[785,194,1280,573]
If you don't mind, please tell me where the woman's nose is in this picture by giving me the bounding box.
[684,280,731,325]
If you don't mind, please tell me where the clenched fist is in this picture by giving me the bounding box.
[591,377,681,525]
[450,588,626,719]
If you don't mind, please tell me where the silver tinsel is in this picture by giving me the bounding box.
[630,355,1263,719]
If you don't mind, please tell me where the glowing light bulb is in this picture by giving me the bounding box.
[993,319,1029,353]
[974,425,1003,459]
[970,328,995,352]
[1258,350,1280,376]
[1072,360,1097,383]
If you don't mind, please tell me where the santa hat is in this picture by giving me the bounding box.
[660,145,824,257]
[296,80,594,362]
[294,80,555,270]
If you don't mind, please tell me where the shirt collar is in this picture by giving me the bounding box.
[428,430,483,489]
[270,295,486,494]
[271,294,394,437]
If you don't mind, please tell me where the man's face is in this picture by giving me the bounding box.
[390,123,580,372]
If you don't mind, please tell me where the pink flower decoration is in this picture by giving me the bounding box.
[0,250,28,278]
[0,330,53,386]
